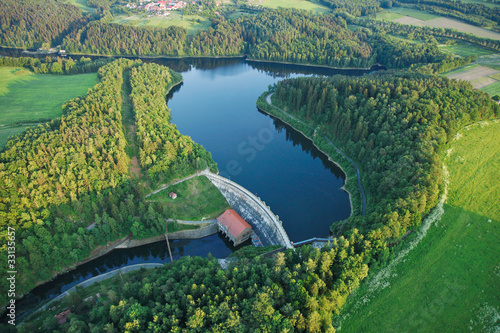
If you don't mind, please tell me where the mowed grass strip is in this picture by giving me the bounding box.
[148,175,231,221]
[336,121,500,332]
[0,67,98,125]
[112,13,212,35]
[480,81,500,96]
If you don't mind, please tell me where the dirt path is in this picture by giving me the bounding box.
[121,69,142,179]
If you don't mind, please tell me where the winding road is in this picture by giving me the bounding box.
[264,93,366,216]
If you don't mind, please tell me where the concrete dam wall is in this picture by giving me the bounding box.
[203,172,293,249]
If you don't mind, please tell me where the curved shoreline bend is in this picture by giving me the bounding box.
[259,92,367,217]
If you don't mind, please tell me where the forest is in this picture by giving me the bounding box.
[0,0,88,49]
[0,59,216,305]
[267,72,498,243]
[1,0,479,71]
[20,231,371,332]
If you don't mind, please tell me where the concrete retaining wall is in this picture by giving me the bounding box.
[116,223,218,249]
[204,172,293,249]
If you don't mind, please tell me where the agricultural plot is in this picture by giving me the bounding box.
[111,13,211,34]
[62,0,94,13]
[147,176,230,221]
[336,120,500,333]
[439,42,498,57]
[445,65,500,95]
[394,16,500,40]
[249,0,331,14]
[0,67,97,149]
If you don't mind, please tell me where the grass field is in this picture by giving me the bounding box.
[0,67,97,148]
[111,13,212,34]
[62,0,94,13]
[148,176,230,220]
[439,42,498,57]
[336,120,500,332]
[254,0,331,14]
[377,7,440,21]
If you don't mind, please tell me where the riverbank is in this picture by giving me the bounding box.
[256,92,363,219]
[0,46,386,72]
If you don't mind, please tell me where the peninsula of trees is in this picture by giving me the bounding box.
[0,59,216,304]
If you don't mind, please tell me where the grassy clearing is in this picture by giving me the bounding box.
[0,67,98,125]
[148,176,230,220]
[378,7,440,21]
[439,42,497,57]
[62,0,94,13]
[336,120,500,332]
[257,0,332,14]
[111,13,211,34]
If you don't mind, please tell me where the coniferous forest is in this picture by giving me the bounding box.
[1,0,499,330]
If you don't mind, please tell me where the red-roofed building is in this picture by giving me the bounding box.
[217,209,252,246]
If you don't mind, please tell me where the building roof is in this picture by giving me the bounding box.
[55,309,71,324]
[217,209,251,238]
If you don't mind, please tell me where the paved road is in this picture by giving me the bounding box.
[264,93,366,216]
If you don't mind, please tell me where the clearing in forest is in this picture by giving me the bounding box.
[0,67,97,148]
[335,120,500,332]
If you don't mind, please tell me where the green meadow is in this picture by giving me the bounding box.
[336,120,500,332]
[148,176,230,220]
[376,7,440,21]
[112,13,212,35]
[439,42,498,57]
[0,67,97,148]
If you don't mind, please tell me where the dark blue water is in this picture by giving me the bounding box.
[167,60,351,242]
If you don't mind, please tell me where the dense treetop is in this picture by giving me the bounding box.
[268,72,499,242]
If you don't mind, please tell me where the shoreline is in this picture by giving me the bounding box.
[0,46,386,72]
[256,96,356,219]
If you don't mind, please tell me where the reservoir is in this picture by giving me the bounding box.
[0,52,372,319]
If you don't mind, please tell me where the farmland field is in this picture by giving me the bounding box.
[480,81,500,96]
[0,67,97,149]
[439,42,497,57]
[147,176,230,221]
[394,16,500,40]
[111,13,211,34]
[250,0,331,14]
[378,7,440,21]
[336,120,500,333]
[62,0,94,13]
